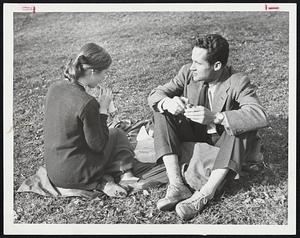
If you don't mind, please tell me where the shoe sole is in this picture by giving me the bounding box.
[157,193,193,211]
[157,199,180,211]
[175,199,208,221]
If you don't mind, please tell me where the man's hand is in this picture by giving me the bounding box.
[162,96,186,115]
[184,106,217,125]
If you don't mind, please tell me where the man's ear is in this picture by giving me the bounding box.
[213,61,222,71]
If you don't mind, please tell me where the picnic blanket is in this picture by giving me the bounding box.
[17,119,265,199]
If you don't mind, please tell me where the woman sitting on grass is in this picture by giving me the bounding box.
[44,43,138,197]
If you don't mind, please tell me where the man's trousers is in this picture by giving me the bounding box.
[153,111,260,179]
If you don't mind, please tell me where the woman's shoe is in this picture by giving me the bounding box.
[96,175,128,198]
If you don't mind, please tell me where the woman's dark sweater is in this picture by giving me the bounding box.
[44,80,109,190]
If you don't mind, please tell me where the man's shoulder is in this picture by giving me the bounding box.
[177,63,193,82]
[180,63,192,73]
[227,67,249,86]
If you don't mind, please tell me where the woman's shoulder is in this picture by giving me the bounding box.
[48,79,70,92]
[47,80,95,104]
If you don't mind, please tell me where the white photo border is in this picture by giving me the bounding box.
[3,3,297,235]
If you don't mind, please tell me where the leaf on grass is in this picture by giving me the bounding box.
[143,190,150,196]
[273,194,286,204]
[72,198,81,205]
[243,198,251,204]
[253,198,265,204]
[146,209,153,218]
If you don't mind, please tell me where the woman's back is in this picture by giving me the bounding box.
[45,80,92,150]
[44,80,107,190]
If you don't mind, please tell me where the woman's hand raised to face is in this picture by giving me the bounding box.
[98,87,113,115]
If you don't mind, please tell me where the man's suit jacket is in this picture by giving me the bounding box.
[148,63,268,136]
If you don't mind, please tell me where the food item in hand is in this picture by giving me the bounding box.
[180,96,194,109]
[89,85,117,113]
[180,96,189,106]
[185,103,194,109]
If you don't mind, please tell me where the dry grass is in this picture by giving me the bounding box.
[13,12,288,224]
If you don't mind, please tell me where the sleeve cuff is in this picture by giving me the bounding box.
[157,97,168,113]
[221,112,233,135]
[221,112,228,126]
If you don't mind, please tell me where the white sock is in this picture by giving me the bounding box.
[199,168,229,200]
[163,154,184,186]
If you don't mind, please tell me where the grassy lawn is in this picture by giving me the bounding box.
[13,12,288,224]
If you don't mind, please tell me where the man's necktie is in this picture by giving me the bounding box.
[199,82,210,109]
[199,82,224,135]
[191,81,210,136]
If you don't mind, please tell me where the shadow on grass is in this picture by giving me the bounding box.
[218,115,288,198]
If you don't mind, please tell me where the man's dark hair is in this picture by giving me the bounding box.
[193,34,229,66]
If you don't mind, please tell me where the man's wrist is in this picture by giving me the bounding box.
[213,112,225,124]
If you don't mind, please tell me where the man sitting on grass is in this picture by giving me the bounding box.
[148,34,268,220]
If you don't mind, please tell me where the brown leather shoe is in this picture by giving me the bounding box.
[175,191,210,220]
[157,184,192,211]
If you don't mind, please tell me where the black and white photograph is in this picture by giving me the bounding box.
[3,3,296,235]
